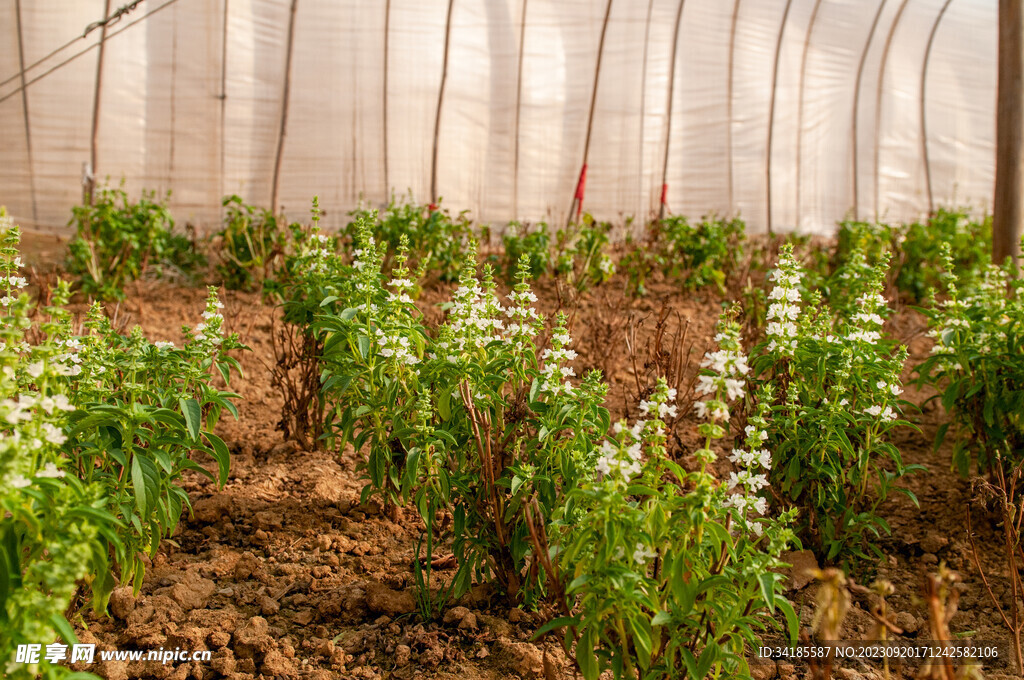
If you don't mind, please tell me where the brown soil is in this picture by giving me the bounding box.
[19,240,1020,680]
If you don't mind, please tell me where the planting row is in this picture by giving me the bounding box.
[67,185,990,306]
[1,209,244,680]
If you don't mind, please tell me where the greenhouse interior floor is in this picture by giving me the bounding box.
[16,234,1018,680]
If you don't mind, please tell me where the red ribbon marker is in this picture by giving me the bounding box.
[660,183,668,206]
[574,164,588,221]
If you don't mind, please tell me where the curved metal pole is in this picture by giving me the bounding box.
[383,0,391,201]
[639,0,655,218]
[270,0,299,215]
[659,0,687,221]
[168,3,179,185]
[921,0,955,214]
[566,0,614,228]
[14,0,38,225]
[512,0,528,218]
[794,0,824,233]
[726,0,741,212]
[765,0,795,234]
[873,0,913,220]
[219,0,229,211]
[851,0,887,220]
[430,0,456,205]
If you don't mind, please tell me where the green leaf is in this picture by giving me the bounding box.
[576,627,599,680]
[630,616,653,668]
[758,572,777,612]
[696,645,717,678]
[438,385,453,421]
[777,597,800,646]
[680,648,699,678]
[204,432,232,486]
[48,612,80,645]
[131,454,148,517]
[179,397,201,441]
[532,615,577,639]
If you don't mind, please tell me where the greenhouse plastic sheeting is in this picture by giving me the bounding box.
[0,0,997,235]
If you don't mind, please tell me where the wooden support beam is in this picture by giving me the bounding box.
[994,0,1024,264]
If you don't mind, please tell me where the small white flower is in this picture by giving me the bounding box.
[36,462,65,478]
[632,543,656,565]
[42,423,67,446]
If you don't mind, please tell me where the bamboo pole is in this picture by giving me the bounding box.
[567,0,614,228]
[87,0,113,205]
[658,0,687,221]
[270,0,299,216]
[765,0,795,234]
[512,0,528,217]
[14,0,38,225]
[430,0,456,206]
[851,0,887,221]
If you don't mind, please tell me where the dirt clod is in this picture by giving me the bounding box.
[780,550,819,591]
[193,493,232,523]
[493,638,544,678]
[444,606,471,625]
[364,582,415,616]
[233,616,274,659]
[262,648,295,676]
[260,595,281,616]
[168,571,216,611]
[109,586,136,620]
[749,656,777,680]
[894,611,919,634]
[208,630,231,648]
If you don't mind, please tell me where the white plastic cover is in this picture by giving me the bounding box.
[0,0,998,235]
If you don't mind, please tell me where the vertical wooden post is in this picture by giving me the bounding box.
[765,0,795,234]
[994,0,1024,263]
[219,0,229,208]
[567,0,614,228]
[14,0,38,225]
[726,0,740,213]
[658,0,687,221]
[638,0,655,218]
[431,0,456,206]
[851,0,887,221]
[512,0,528,218]
[271,0,299,216]
[87,0,112,205]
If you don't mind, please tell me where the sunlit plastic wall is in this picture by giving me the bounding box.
[0,0,997,235]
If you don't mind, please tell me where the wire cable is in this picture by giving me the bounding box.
[0,1,144,90]
[0,0,180,107]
